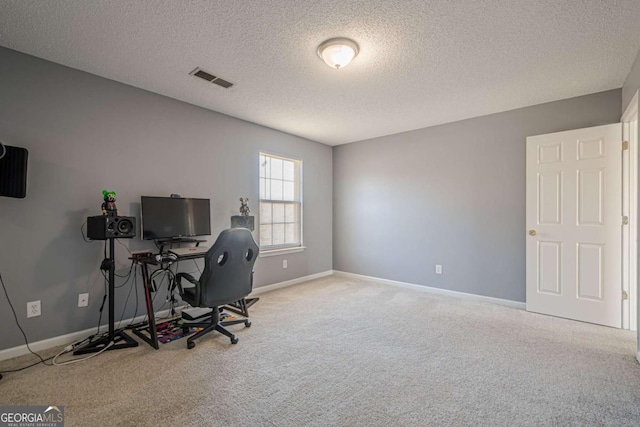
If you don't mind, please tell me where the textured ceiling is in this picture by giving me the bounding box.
[2,1,640,146]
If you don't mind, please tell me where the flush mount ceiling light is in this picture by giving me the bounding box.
[317,38,359,70]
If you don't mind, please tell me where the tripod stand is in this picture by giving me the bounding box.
[74,237,138,355]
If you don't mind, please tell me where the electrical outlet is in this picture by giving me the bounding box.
[283,259,288,269]
[27,300,41,318]
[435,264,443,275]
[78,293,89,307]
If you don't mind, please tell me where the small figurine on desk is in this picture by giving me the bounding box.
[239,197,250,216]
[101,190,119,216]
[231,198,254,230]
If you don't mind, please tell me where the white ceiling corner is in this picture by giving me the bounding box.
[1,0,640,146]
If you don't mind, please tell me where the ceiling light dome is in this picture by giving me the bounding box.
[317,38,359,70]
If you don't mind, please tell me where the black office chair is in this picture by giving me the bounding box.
[175,228,259,349]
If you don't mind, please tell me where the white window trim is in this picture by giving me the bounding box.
[259,246,306,257]
[259,151,303,252]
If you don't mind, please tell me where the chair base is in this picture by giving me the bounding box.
[184,308,250,349]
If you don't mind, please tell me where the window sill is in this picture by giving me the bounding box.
[259,246,306,257]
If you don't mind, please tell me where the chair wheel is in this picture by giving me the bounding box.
[245,320,251,327]
[187,341,195,349]
[230,336,239,344]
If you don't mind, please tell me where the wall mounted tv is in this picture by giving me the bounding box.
[140,196,211,240]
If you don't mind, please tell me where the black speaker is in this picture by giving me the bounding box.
[87,215,136,240]
[0,144,28,199]
[230,215,255,231]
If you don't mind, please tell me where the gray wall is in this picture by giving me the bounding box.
[623,48,640,112]
[0,47,332,351]
[333,90,621,302]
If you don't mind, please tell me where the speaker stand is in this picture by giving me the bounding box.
[75,237,138,355]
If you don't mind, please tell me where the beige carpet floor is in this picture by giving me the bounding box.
[1,275,639,426]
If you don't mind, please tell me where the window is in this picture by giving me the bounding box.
[259,153,302,251]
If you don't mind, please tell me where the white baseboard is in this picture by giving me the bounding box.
[0,270,335,362]
[250,270,334,296]
[333,270,526,310]
[0,307,179,362]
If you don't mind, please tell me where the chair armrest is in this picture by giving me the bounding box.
[175,272,198,296]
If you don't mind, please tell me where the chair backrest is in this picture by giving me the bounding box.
[198,228,259,307]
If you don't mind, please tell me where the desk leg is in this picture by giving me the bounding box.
[132,263,159,349]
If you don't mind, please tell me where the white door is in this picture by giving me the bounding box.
[526,123,622,327]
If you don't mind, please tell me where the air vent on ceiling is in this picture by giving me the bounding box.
[212,77,233,89]
[190,67,234,89]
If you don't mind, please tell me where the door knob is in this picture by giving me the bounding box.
[528,230,537,236]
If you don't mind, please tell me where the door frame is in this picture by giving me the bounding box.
[622,110,635,330]
[622,90,638,334]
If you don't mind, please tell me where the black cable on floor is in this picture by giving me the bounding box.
[0,355,55,376]
[0,272,53,379]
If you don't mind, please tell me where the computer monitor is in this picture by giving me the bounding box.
[140,196,211,240]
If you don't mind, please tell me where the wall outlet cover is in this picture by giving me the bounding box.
[78,293,89,307]
[27,300,41,318]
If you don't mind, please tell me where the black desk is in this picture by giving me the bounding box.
[131,253,258,349]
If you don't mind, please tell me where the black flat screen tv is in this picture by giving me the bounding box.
[140,196,211,240]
